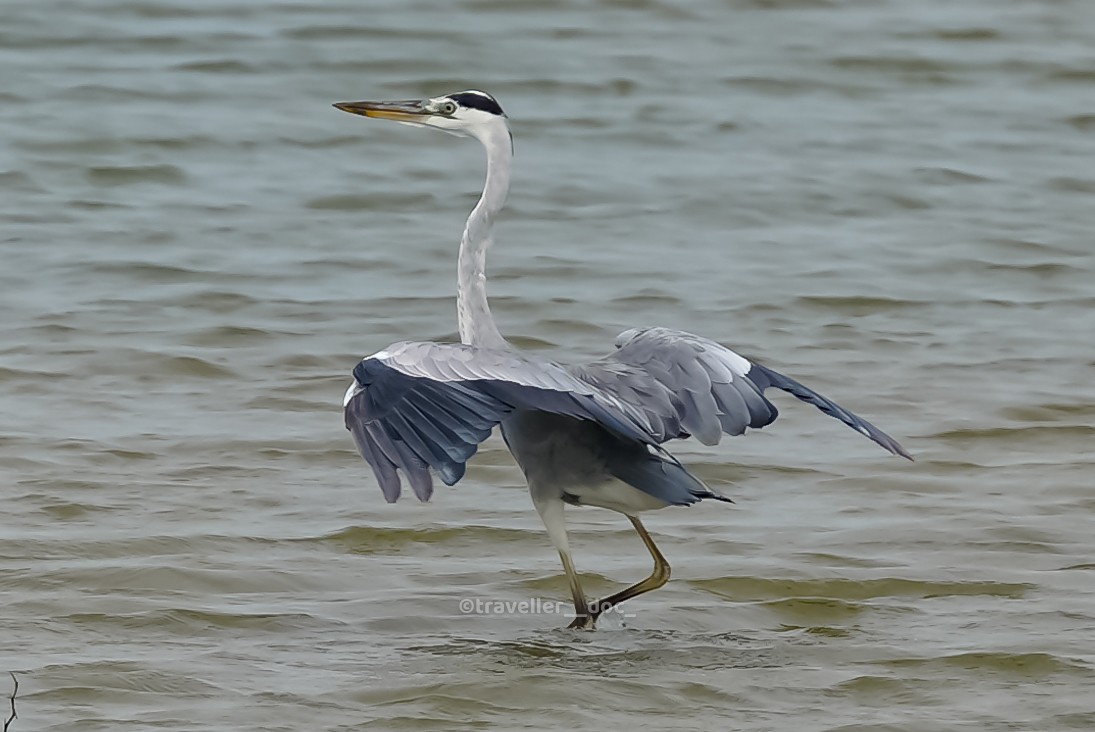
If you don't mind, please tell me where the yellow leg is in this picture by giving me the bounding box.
[578,516,672,628]
[560,550,597,629]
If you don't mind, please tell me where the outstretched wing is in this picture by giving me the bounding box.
[343,341,672,503]
[573,327,911,459]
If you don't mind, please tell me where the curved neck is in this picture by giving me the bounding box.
[457,121,512,348]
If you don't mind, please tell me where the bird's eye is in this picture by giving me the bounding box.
[438,101,457,116]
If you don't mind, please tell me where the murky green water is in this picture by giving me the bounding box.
[2,0,1094,729]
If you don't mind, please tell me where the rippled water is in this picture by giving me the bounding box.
[3,0,1094,729]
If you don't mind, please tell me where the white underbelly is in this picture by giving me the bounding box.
[561,478,672,514]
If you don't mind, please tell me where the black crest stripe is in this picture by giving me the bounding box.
[449,91,505,116]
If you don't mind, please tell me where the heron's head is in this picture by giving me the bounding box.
[334,90,508,144]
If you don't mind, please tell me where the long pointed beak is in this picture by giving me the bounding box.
[333,99,429,122]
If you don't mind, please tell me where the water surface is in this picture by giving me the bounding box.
[2,0,1094,729]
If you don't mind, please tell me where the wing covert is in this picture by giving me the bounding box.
[574,327,778,446]
[343,341,666,503]
[576,327,910,459]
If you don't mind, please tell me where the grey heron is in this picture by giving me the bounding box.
[335,90,911,629]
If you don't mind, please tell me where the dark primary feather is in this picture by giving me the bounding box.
[746,362,913,460]
[344,341,668,502]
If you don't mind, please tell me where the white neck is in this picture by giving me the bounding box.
[457,119,512,348]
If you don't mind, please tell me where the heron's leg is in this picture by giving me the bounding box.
[530,492,596,629]
[559,550,596,630]
[587,515,671,621]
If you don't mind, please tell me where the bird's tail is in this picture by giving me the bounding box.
[748,363,912,460]
[606,449,733,507]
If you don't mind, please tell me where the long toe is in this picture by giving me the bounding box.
[566,613,598,630]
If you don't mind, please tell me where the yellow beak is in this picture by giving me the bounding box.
[333,99,430,122]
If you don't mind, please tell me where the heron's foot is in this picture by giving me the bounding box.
[566,612,598,630]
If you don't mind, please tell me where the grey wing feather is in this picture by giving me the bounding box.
[344,341,664,503]
[576,327,910,459]
[573,327,776,446]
